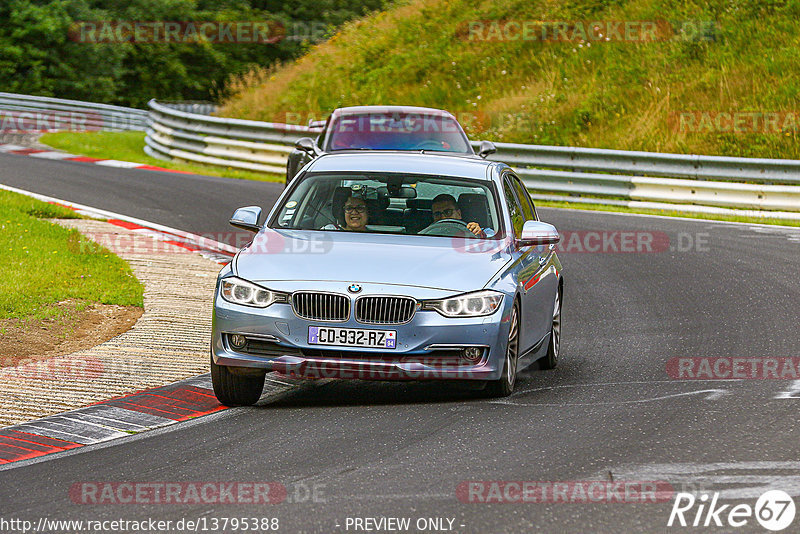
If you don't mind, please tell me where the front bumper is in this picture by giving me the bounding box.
[211,291,512,381]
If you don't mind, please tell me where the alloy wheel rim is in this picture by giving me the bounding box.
[552,290,561,361]
[506,307,519,387]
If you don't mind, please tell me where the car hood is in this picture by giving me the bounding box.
[233,228,512,292]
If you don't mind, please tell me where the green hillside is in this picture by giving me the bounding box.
[0,0,386,107]
[219,0,800,159]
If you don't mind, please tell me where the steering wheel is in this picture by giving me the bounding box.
[411,140,444,151]
[418,218,473,237]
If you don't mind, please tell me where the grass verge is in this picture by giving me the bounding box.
[0,189,144,321]
[220,0,800,160]
[39,131,283,182]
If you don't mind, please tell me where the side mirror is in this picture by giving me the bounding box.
[229,206,262,233]
[478,140,497,159]
[517,220,560,247]
[295,137,320,156]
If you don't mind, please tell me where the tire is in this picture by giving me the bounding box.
[211,355,266,406]
[539,286,562,370]
[485,303,520,397]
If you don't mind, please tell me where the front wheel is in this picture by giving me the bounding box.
[211,355,266,406]
[484,303,520,397]
[539,287,562,370]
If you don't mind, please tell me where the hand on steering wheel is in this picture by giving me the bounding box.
[418,218,472,236]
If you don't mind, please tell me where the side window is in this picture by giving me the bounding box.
[503,178,524,238]
[510,174,537,221]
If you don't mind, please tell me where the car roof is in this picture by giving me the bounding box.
[305,152,503,180]
[330,105,457,119]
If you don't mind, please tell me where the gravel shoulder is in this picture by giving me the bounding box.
[0,219,222,427]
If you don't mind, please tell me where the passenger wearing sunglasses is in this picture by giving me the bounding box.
[430,194,492,238]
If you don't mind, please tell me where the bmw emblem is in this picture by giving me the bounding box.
[348,284,362,294]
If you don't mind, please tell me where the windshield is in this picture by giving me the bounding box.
[271,172,503,239]
[324,113,472,153]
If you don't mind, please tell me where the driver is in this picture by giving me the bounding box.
[430,194,492,237]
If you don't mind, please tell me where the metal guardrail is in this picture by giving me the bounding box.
[145,99,311,174]
[146,99,800,218]
[153,101,218,116]
[471,142,800,215]
[0,92,148,132]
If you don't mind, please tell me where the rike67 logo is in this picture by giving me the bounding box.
[668,490,796,531]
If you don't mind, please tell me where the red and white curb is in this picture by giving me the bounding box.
[0,143,194,174]
[0,186,283,467]
[0,375,294,466]
[0,183,237,264]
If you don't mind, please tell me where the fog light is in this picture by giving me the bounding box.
[462,347,482,362]
[229,334,247,350]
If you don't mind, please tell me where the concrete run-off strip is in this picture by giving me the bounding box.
[0,218,224,427]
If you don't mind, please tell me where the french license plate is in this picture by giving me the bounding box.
[308,326,396,349]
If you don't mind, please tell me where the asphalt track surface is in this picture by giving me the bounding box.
[2,151,800,533]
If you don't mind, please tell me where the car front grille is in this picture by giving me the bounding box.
[355,296,417,324]
[291,291,350,322]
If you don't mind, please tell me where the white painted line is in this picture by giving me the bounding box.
[774,380,800,399]
[93,159,142,168]
[0,144,27,152]
[606,462,800,499]
[0,183,237,254]
[11,422,100,445]
[27,151,76,160]
[506,380,733,397]
[63,412,152,432]
[264,376,298,387]
[0,407,235,472]
[54,415,134,442]
[491,388,727,407]
[539,204,800,230]
[75,404,175,428]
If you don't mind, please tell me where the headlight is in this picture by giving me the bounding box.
[220,277,287,308]
[422,290,504,317]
